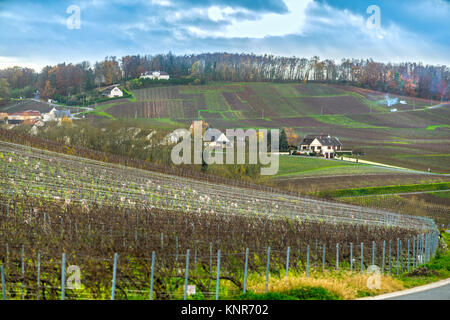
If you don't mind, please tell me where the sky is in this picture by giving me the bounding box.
[0,0,449,71]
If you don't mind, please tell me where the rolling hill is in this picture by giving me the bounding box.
[83,82,450,173]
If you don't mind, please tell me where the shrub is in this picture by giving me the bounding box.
[236,286,339,300]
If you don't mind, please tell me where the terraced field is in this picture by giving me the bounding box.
[75,82,449,173]
[0,140,436,231]
[91,83,438,122]
[0,139,441,300]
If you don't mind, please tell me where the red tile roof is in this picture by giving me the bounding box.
[9,110,41,117]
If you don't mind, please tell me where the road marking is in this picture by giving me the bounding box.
[357,278,450,300]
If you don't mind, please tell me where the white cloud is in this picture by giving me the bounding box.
[187,0,313,38]
[0,56,51,71]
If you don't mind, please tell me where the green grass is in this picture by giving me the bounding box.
[236,286,340,300]
[275,156,357,177]
[129,117,187,128]
[86,111,115,119]
[426,125,450,130]
[272,156,401,178]
[317,182,450,198]
[430,191,450,199]
[311,115,385,128]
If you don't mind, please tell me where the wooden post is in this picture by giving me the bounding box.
[37,251,41,300]
[360,242,364,273]
[322,244,326,272]
[336,243,339,271]
[306,245,310,278]
[350,243,353,272]
[61,253,66,300]
[184,249,190,300]
[243,248,249,294]
[389,240,392,276]
[215,250,221,300]
[21,245,25,300]
[285,247,290,278]
[397,238,400,276]
[372,241,375,266]
[149,251,155,300]
[1,265,6,300]
[407,239,410,273]
[111,253,118,300]
[265,247,271,292]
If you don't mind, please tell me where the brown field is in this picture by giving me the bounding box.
[222,91,251,111]
[295,84,346,96]
[297,96,370,115]
[0,100,52,113]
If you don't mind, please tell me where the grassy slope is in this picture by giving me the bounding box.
[272,155,415,179]
[108,82,449,173]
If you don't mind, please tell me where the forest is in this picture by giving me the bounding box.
[0,53,448,102]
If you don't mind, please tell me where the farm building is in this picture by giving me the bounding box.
[102,86,123,98]
[140,71,170,80]
[6,110,42,125]
[298,134,342,159]
[43,107,72,122]
[204,129,233,148]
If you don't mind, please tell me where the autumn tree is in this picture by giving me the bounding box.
[0,78,9,98]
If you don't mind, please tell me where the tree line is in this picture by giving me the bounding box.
[0,53,448,101]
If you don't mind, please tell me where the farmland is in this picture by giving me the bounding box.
[0,82,447,300]
[81,82,450,173]
[89,82,444,124]
[0,139,440,300]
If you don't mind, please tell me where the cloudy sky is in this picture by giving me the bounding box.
[1,0,449,71]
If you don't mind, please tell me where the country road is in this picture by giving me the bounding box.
[384,284,450,300]
[360,279,450,300]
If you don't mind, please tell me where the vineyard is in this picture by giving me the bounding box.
[0,140,440,300]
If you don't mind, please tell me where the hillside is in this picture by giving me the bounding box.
[0,139,440,300]
[81,82,450,173]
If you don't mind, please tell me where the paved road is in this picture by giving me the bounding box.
[384,284,450,300]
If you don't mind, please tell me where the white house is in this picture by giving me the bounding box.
[102,86,123,98]
[140,71,170,80]
[43,107,72,122]
[299,134,342,159]
[204,129,233,148]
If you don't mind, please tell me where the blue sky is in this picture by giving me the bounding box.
[1,0,449,71]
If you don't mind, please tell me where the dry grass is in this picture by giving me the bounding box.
[247,271,405,300]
